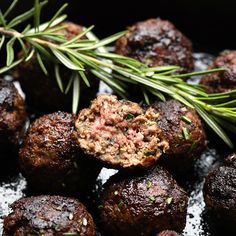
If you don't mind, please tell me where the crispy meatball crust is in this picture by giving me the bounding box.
[151,99,207,173]
[203,161,236,226]
[201,50,236,93]
[14,22,98,113]
[3,195,96,236]
[98,166,188,236]
[0,78,27,149]
[116,18,194,73]
[75,94,169,168]
[19,111,101,194]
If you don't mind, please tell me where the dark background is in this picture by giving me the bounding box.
[1,0,236,54]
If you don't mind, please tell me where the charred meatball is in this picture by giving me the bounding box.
[151,99,207,173]
[19,111,101,195]
[201,50,236,93]
[75,94,169,168]
[14,22,98,113]
[3,195,96,236]
[0,78,27,150]
[116,18,194,73]
[203,153,236,228]
[98,165,188,236]
[157,231,182,236]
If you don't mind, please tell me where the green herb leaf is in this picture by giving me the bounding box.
[8,0,47,28]
[0,10,7,27]
[6,38,16,66]
[36,52,48,75]
[0,35,5,50]
[50,47,83,71]
[54,64,64,92]
[72,73,80,114]
[182,127,190,140]
[195,104,233,148]
[0,58,24,74]
[181,116,192,124]
[118,200,124,208]
[34,0,41,32]
[146,181,152,189]
[46,3,68,29]
[3,0,19,18]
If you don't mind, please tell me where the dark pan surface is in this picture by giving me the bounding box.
[0,53,233,236]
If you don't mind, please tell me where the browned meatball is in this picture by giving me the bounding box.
[116,18,194,73]
[98,166,188,236]
[157,230,182,236]
[151,99,207,173]
[201,50,236,93]
[0,78,27,150]
[3,195,96,236]
[75,94,169,168]
[203,153,236,228]
[19,111,101,195]
[14,22,99,113]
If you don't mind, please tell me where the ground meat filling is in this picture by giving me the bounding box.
[76,95,169,167]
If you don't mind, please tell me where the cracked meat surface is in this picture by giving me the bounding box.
[19,111,101,194]
[116,18,193,73]
[3,195,95,236]
[98,165,188,236]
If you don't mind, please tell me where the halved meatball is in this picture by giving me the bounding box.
[203,153,236,229]
[116,18,194,73]
[0,78,27,150]
[150,99,207,173]
[14,22,98,113]
[98,166,188,236]
[19,111,101,195]
[75,94,169,168]
[3,195,96,236]
[200,50,236,93]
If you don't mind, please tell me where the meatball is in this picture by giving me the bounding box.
[203,153,236,228]
[75,94,169,168]
[151,99,207,173]
[14,22,98,113]
[0,78,27,150]
[201,50,236,93]
[116,18,194,73]
[3,195,96,236]
[157,230,182,236]
[98,165,188,236]
[19,111,101,195]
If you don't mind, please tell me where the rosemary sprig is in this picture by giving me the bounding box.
[0,1,236,148]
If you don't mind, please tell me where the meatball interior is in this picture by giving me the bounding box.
[3,195,95,236]
[76,94,169,168]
